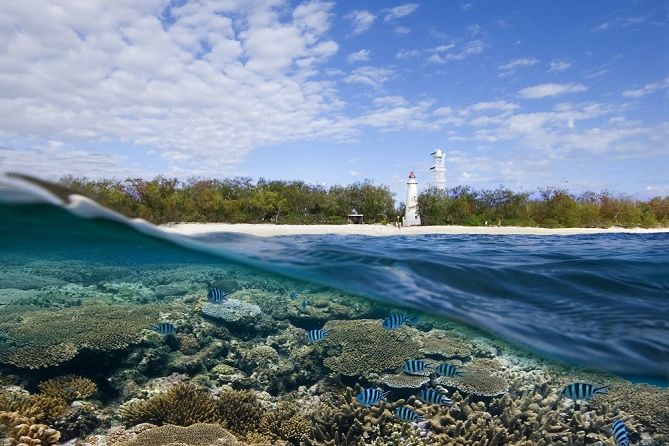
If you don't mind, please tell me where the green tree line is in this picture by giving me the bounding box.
[54,176,668,228]
[418,186,669,228]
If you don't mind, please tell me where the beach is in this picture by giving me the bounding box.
[161,222,669,237]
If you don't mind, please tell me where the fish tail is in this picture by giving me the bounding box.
[594,385,609,394]
[381,390,391,400]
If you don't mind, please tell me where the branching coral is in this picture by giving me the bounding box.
[217,388,265,436]
[596,383,669,439]
[259,402,311,443]
[0,304,160,368]
[38,375,97,402]
[0,411,61,446]
[321,319,421,376]
[120,383,218,427]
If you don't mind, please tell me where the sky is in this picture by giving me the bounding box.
[0,0,667,200]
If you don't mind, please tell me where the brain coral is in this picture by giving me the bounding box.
[114,423,242,446]
[120,383,218,427]
[0,304,159,368]
[321,319,421,376]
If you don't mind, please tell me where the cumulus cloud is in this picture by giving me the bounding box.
[518,83,588,99]
[0,0,352,176]
[347,49,370,63]
[344,9,376,34]
[548,60,571,72]
[383,3,420,22]
[622,77,669,98]
[344,66,394,88]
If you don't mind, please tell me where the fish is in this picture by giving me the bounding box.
[435,363,463,377]
[355,387,390,406]
[289,290,298,300]
[382,313,414,330]
[561,383,609,400]
[151,322,176,335]
[417,388,453,405]
[393,406,424,422]
[403,359,432,375]
[299,299,309,312]
[207,288,229,303]
[306,328,329,343]
[612,419,629,446]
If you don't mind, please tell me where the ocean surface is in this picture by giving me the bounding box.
[1,176,667,383]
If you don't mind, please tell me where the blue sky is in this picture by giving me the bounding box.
[0,0,667,199]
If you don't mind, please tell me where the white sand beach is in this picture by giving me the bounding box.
[161,223,669,237]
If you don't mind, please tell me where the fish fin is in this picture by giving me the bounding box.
[381,390,391,400]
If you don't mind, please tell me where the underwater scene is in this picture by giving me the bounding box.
[1,179,668,446]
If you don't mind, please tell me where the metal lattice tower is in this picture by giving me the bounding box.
[429,149,446,191]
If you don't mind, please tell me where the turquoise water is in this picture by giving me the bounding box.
[0,177,668,445]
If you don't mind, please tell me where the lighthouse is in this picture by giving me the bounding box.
[429,149,446,191]
[403,171,421,226]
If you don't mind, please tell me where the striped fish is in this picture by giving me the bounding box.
[435,363,462,377]
[207,288,229,303]
[382,313,413,330]
[561,383,609,400]
[403,359,432,375]
[306,329,329,343]
[393,406,424,422]
[355,388,390,406]
[612,419,629,446]
[151,322,176,335]
[418,388,453,405]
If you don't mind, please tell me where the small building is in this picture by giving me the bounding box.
[347,208,364,224]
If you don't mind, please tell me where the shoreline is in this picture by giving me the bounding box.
[161,222,669,237]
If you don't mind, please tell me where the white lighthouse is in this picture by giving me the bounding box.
[429,149,446,191]
[403,171,421,226]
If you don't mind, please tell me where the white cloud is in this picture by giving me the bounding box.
[344,9,376,34]
[373,96,408,107]
[498,57,539,72]
[344,66,394,88]
[427,39,486,63]
[394,26,411,35]
[0,0,352,176]
[518,83,588,99]
[347,49,370,63]
[396,49,420,59]
[622,77,669,98]
[548,60,571,72]
[592,16,646,32]
[383,3,420,22]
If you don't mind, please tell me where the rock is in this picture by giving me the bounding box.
[201,299,262,324]
[154,282,190,298]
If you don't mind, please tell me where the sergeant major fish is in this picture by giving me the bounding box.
[393,406,424,422]
[561,383,609,400]
[382,313,414,330]
[207,288,229,304]
[435,363,463,377]
[417,388,453,405]
[356,388,390,406]
[151,322,176,335]
[403,359,432,375]
[306,328,329,343]
[612,419,629,446]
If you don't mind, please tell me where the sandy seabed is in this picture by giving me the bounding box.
[161,222,669,237]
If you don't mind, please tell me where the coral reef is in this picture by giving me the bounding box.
[201,300,262,324]
[0,411,61,446]
[381,373,429,389]
[436,358,509,396]
[321,319,421,376]
[0,304,160,368]
[38,375,97,402]
[259,402,311,443]
[120,383,218,426]
[217,388,265,436]
[114,423,242,446]
[418,329,474,358]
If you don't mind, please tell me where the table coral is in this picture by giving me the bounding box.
[321,319,421,376]
[436,358,509,397]
[381,373,429,389]
[0,304,160,368]
[113,423,242,446]
[38,375,97,402]
[418,329,474,358]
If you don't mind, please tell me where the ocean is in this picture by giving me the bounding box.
[0,175,667,446]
